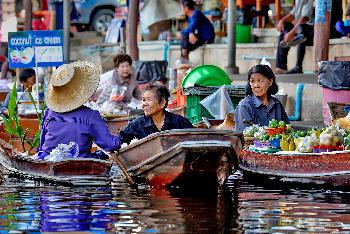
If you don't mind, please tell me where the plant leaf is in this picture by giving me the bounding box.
[7,82,17,121]
[27,91,39,117]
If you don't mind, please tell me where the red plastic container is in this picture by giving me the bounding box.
[322,87,350,125]
[313,145,344,153]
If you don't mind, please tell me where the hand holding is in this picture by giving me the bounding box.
[189,33,198,44]
[276,20,284,32]
[283,32,295,43]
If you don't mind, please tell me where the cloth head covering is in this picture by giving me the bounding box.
[45,61,100,113]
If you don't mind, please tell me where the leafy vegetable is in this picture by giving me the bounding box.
[1,83,43,153]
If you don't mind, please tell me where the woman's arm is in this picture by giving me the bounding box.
[234,102,254,132]
[90,111,122,151]
[118,123,137,145]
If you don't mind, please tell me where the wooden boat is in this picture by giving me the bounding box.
[106,116,130,135]
[116,129,243,188]
[240,148,350,187]
[0,138,112,186]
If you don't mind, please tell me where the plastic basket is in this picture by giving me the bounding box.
[269,138,281,148]
[183,85,246,124]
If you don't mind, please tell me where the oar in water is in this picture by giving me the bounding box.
[97,147,135,185]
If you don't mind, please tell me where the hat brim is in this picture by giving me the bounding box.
[45,61,100,113]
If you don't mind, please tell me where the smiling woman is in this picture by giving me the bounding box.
[118,82,194,144]
[234,64,289,132]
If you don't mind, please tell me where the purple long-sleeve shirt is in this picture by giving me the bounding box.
[38,106,121,158]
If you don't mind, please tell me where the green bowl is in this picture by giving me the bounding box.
[181,65,231,88]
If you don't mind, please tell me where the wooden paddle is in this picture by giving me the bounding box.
[97,147,135,185]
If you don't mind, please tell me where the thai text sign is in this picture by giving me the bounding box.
[8,30,64,68]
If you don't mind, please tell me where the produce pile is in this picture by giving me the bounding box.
[243,119,350,153]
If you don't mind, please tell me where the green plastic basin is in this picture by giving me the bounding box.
[181,65,231,88]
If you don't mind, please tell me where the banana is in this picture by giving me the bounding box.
[288,140,296,151]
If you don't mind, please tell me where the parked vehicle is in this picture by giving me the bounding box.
[73,0,119,34]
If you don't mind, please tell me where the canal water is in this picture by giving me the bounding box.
[0,174,350,233]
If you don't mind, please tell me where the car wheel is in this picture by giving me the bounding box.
[91,9,114,34]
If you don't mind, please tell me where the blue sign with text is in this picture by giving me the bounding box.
[8,30,64,68]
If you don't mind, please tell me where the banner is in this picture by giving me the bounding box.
[8,30,64,68]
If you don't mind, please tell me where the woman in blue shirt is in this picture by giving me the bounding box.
[235,64,289,132]
[119,82,194,144]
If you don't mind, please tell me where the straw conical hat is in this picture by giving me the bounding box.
[45,61,100,113]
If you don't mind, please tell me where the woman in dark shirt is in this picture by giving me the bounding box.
[119,82,194,144]
[235,64,289,132]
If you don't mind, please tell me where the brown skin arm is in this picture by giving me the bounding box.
[276,14,294,32]
[284,16,310,42]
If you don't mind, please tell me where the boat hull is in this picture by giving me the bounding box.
[117,129,243,188]
[0,139,112,186]
[240,149,350,187]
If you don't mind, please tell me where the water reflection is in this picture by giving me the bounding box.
[0,177,350,233]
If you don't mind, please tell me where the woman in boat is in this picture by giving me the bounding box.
[119,82,194,144]
[37,61,121,159]
[234,64,289,132]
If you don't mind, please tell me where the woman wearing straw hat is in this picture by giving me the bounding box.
[37,61,121,159]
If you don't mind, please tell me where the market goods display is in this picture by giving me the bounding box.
[242,118,350,154]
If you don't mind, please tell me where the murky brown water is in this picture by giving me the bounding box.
[0,173,350,233]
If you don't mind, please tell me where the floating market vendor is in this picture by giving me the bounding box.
[118,82,194,144]
[94,53,141,105]
[37,61,121,159]
[235,64,289,132]
[0,68,36,117]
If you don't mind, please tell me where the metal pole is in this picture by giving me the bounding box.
[24,0,32,31]
[226,0,239,75]
[127,0,139,60]
[63,0,70,63]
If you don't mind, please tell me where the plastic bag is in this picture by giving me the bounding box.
[110,85,127,102]
[200,86,235,119]
[318,61,350,90]
[99,100,128,116]
[33,142,79,161]
[133,60,168,84]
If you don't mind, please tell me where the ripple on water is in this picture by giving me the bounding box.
[0,176,349,233]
